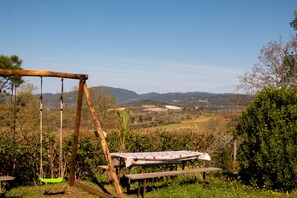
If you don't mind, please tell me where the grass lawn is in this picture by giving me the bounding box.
[3,182,99,198]
[3,177,296,198]
[145,177,296,198]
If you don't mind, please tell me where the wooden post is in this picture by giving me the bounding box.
[233,138,237,171]
[83,84,124,198]
[69,77,85,186]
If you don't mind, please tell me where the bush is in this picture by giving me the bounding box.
[236,87,297,191]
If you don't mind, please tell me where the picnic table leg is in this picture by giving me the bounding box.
[127,178,131,194]
[137,181,141,197]
[142,179,147,198]
[119,159,123,176]
[182,161,185,170]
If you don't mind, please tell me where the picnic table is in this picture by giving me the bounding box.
[110,150,211,168]
[110,151,219,198]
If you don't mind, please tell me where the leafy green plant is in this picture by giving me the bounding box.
[236,87,297,191]
[117,109,132,152]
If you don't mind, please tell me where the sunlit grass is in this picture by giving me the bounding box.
[4,177,296,198]
[145,177,296,198]
[4,182,98,198]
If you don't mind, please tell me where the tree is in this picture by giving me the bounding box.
[237,36,297,95]
[290,11,297,31]
[0,55,24,94]
[0,82,39,180]
[76,87,118,131]
[236,87,297,191]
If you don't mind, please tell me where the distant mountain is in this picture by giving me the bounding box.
[95,86,252,108]
[41,86,252,108]
[90,86,139,103]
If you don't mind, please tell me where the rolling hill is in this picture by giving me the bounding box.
[89,86,252,108]
[40,86,252,109]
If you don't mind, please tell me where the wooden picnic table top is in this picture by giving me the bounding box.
[110,150,211,168]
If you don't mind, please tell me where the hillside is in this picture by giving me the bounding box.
[41,86,252,109]
[97,86,252,108]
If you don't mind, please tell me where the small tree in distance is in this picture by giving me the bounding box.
[236,87,297,191]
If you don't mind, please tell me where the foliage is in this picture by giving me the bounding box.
[79,86,118,131]
[237,36,297,95]
[0,55,23,94]
[75,137,105,179]
[290,10,297,31]
[236,87,297,191]
[117,109,132,151]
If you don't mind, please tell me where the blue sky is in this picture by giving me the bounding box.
[0,0,296,94]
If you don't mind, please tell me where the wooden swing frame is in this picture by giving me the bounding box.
[0,69,124,198]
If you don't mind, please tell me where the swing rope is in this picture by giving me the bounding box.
[39,77,63,183]
[10,76,17,174]
[59,78,64,179]
[39,77,43,179]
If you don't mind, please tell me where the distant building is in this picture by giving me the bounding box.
[107,107,126,111]
[165,105,182,110]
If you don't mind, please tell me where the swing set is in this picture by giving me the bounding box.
[0,69,124,198]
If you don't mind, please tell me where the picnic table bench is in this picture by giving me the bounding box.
[125,167,222,198]
[0,176,15,193]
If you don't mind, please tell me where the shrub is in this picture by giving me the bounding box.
[236,87,297,191]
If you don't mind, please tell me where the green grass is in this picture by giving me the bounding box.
[3,177,297,198]
[150,112,218,130]
[145,177,296,198]
[3,182,99,198]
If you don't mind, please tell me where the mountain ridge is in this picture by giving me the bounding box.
[41,86,252,108]
[95,86,251,107]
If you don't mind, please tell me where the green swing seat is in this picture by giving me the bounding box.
[39,177,63,183]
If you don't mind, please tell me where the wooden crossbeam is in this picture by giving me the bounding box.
[0,69,88,80]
